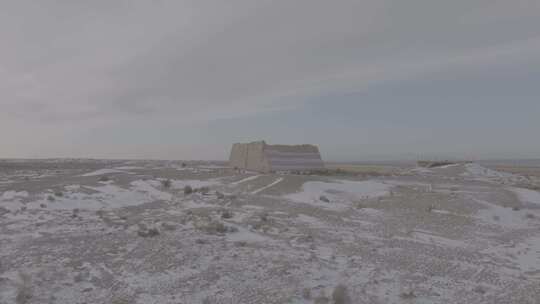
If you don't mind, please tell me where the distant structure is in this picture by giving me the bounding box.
[229,141,324,173]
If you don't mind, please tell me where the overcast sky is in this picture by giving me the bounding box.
[1,0,539,161]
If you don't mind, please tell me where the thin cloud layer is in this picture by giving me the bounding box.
[1,0,539,158]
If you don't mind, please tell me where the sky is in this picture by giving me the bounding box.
[1,0,539,161]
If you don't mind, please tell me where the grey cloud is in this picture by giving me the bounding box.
[0,0,539,158]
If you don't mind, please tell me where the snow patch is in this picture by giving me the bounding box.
[462,163,528,185]
[285,180,392,210]
[1,190,29,200]
[81,169,127,177]
[131,180,173,201]
[474,199,527,228]
[510,187,540,206]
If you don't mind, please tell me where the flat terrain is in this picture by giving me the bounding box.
[1,160,540,303]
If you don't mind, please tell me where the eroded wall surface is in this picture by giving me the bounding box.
[264,144,324,171]
[229,141,270,172]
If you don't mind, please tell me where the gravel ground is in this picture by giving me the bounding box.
[1,160,539,303]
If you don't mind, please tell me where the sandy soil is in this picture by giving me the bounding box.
[1,160,539,303]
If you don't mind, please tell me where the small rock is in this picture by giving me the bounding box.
[138,228,160,237]
[161,222,177,231]
[234,241,247,247]
[195,239,208,245]
[473,285,487,294]
[319,195,330,203]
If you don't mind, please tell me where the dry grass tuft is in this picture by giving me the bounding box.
[200,221,238,235]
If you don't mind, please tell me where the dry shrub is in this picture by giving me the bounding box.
[111,297,130,304]
[259,212,269,222]
[221,210,233,219]
[355,202,366,209]
[184,185,193,195]
[302,288,311,300]
[15,272,31,304]
[161,179,172,189]
[400,290,416,299]
[332,284,351,304]
[314,290,330,304]
[196,186,210,195]
[216,191,225,199]
[234,241,247,247]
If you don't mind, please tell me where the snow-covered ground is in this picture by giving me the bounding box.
[284,180,392,210]
[1,160,539,303]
